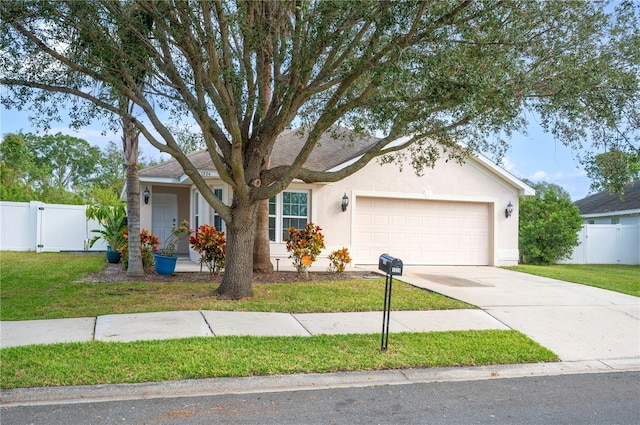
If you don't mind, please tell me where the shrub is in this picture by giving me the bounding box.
[120,229,160,270]
[285,223,325,273]
[327,247,352,273]
[519,182,583,264]
[189,224,226,274]
[86,204,127,251]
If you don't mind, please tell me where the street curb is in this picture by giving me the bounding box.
[2,359,638,407]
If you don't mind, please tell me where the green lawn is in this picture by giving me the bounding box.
[0,252,471,320]
[0,251,560,389]
[0,331,557,389]
[504,264,640,297]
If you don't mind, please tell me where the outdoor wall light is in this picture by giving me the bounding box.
[505,201,514,218]
[341,193,349,212]
[143,187,150,205]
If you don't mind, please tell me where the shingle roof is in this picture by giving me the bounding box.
[139,127,380,179]
[573,180,640,215]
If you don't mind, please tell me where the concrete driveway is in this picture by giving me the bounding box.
[385,266,640,363]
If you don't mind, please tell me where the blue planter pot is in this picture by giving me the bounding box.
[154,254,178,276]
[106,245,121,264]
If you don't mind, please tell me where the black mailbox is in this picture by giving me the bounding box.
[378,253,403,276]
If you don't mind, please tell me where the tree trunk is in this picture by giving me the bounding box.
[217,202,257,299]
[253,198,274,272]
[123,118,144,277]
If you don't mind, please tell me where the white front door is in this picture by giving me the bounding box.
[152,193,178,248]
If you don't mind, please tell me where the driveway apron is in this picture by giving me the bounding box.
[392,266,640,362]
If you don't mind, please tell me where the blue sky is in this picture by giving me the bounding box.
[0,105,594,201]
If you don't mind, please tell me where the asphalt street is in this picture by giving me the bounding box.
[2,372,638,425]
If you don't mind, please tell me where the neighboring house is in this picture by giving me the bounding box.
[573,180,640,225]
[563,181,640,265]
[137,128,534,267]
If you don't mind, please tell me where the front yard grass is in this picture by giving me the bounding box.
[0,331,558,389]
[505,264,640,297]
[0,252,472,320]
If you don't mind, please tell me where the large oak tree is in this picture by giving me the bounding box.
[2,0,638,298]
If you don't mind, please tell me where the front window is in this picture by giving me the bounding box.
[194,188,225,231]
[269,197,277,241]
[282,191,308,240]
[269,190,310,242]
[211,188,224,231]
[194,191,200,229]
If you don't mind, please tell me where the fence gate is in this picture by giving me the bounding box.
[36,203,91,252]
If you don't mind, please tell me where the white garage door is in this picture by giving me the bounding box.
[355,197,490,265]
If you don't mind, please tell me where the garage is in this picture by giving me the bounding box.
[354,197,491,265]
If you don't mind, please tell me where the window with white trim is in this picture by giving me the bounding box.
[194,191,200,230]
[210,188,224,231]
[268,190,310,242]
[194,188,225,231]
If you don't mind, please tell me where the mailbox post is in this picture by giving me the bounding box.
[378,253,403,351]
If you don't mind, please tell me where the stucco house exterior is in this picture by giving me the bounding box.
[137,128,534,268]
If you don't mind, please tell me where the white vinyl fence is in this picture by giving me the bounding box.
[562,224,640,265]
[0,201,107,252]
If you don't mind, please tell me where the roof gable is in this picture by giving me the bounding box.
[574,180,640,215]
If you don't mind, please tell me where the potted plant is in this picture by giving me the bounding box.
[154,220,191,276]
[86,204,127,263]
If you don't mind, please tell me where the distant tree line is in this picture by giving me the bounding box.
[0,132,157,205]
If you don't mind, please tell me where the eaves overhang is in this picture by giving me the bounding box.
[582,208,640,218]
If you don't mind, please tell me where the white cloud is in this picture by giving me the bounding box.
[551,171,566,180]
[530,170,548,180]
[499,156,518,173]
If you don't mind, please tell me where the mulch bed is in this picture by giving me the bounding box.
[78,262,378,284]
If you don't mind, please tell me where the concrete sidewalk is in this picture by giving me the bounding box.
[0,309,508,348]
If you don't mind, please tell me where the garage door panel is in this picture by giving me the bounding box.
[374,215,389,226]
[357,213,372,226]
[438,217,456,228]
[389,233,406,244]
[407,216,422,227]
[372,232,388,243]
[356,232,372,244]
[390,215,406,226]
[404,250,423,264]
[424,216,439,227]
[355,197,489,265]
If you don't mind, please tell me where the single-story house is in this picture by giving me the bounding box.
[573,180,640,225]
[138,128,534,268]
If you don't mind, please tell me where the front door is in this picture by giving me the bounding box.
[152,193,178,249]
